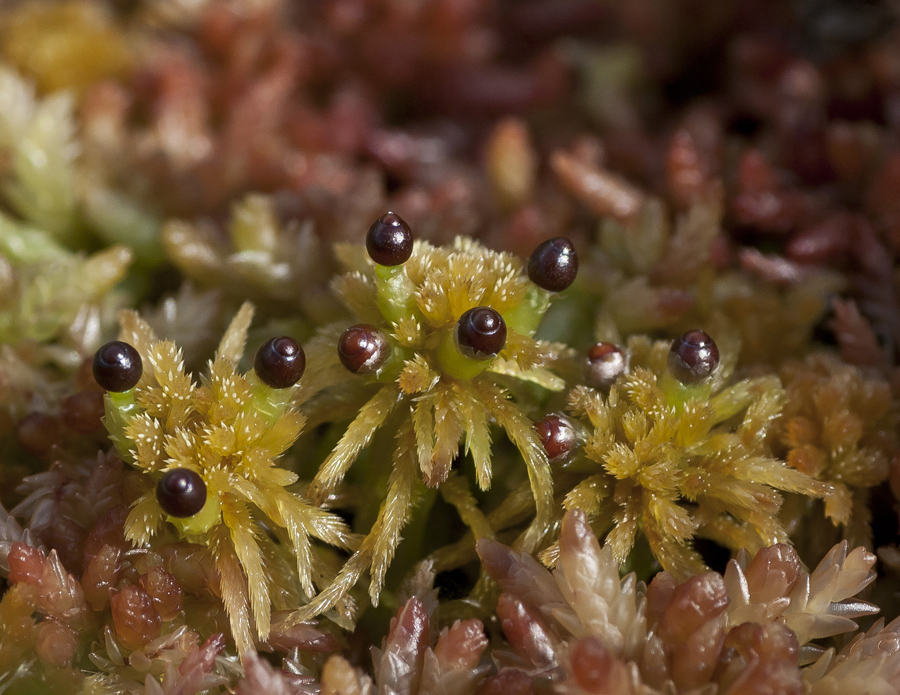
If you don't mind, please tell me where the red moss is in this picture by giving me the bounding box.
[34,618,78,667]
[7,543,91,639]
[110,585,162,650]
[720,622,802,695]
[140,566,183,621]
[731,150,809,235]
[265,613,340,653]
[60,391,106,435]
[159,543,215,597]
[666,130,713,210]
[552,150,644,222]
[477,669,534,695]
[82,544,121,611]
[16,413,62,458]
[8,543,46,585]
[496,593,556,670]
[657,573,729,689]
[569,637,628,694]
[743,544,801,603]
[433,618,488,671]
[786,213,856,266]
[82,506,129,568]
[657,572,728,644]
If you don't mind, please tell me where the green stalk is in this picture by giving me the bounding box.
[374,263,420,325]
[504,285,550,336]
[435,327,496,380]
[103,389,140,462]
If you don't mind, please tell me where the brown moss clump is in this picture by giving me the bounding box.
[478,509,879,695]
[775,352,900,553]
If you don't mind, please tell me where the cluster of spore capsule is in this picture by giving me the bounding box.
[337,212,579,377]
[90,211,719,538]
[92,335,306,520]
[534,328,721,464]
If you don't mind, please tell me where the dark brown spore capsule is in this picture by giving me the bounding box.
[254,336,306,388]
[535,414,577,462]
[156,469,207,518]
[338,324,390,374]
[456,307,507,358]
[366,211,413,266]
[93,341,142,392]
[527,237,578,292]
[668,330,719,384]
[585,342,627,388]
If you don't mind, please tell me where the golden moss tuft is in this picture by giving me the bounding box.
[2,1,133,96]
[104,303,357,657]
[776,352,900,551]
[559,335,829,579]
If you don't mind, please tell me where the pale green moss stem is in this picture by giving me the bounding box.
[103,389,140,462]
[249,377,294,423]
[660,371,713,411]
[435,327,496,379]
[375,344,411,383]
[374,263,420,325]
[504,285,550,336]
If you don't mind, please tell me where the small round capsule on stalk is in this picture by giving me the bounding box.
[156,468,207,518]
[668,329,719,384]
[585,342,627,388]
[254,336,306,388]
[366,212,413,266]
[338,324,390,375]
[456,307,507,359]
[93,341,143,392]
[535,414,578,462]
[527,237,578,292]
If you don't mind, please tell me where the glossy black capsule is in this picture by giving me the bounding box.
[338,325,389,374]
[156,468,207,518]
[455,307,507,359]
[527,237,578,292]
[668,329,719,384]
[535,414,578,462]
[585,342,627,388]
[255,337,306,389]
[366,212,413,266]
[93,341,142,392]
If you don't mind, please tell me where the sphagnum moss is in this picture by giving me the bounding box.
[5,1,900,692]
[776,351,900,553]
[555,331,831,579]
[289,217,575,622]
[98,303,358,657]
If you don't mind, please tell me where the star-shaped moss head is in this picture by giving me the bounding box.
[292,213,576,619]
[560,330,830,580]
[96,303,356,657]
